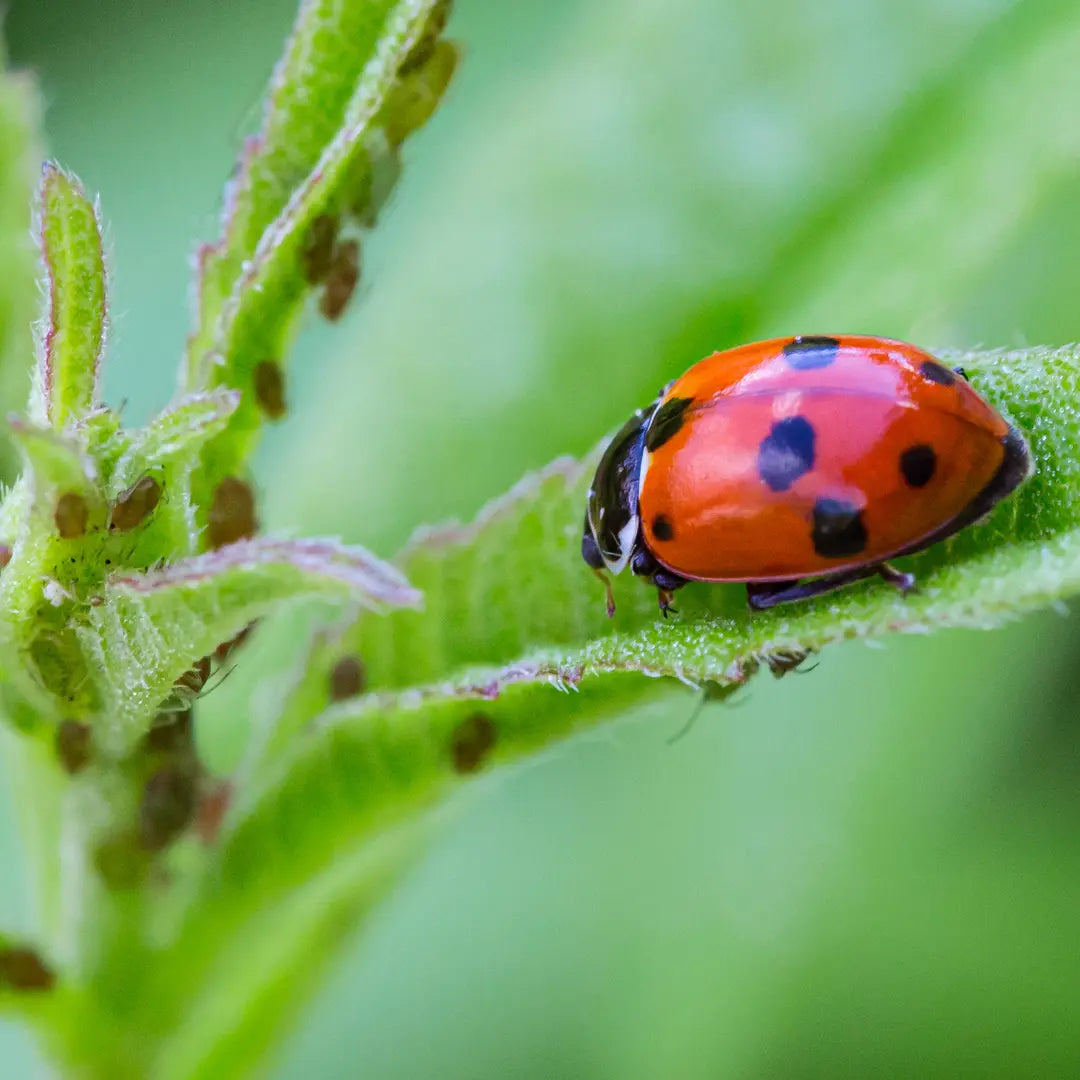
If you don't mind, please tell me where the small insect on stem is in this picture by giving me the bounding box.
[329,656,365,702]
[299,213,340,285]
[253,359,287,421]
[207,476,258,548]
[110,475,162,532]
[319,240,361,322]
[54,492,89,539]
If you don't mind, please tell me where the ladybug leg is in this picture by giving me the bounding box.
[593,568,616,618]
[747,564,894,611]
[877,562,916,595]
[582,520,616,617]
[653,569,688,618]
[630,547,687,617]
[952,365,969,381]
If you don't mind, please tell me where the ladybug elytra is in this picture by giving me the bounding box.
[582,335,1032,613]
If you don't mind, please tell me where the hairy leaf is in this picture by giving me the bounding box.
[147,341,1076,1079]
[31,165,106,430]
[253,345,1077,778]
[185,0,455,501]
[79,537,420,754]
[190,0,412,363]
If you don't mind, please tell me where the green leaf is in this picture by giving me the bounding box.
[107,391,241,558]
[31,165,107,431]
[146,340,1075,1079]
[253,343,1078,775]
[190,0,413,357]
[184,0,456,501]
[79,537,420,755]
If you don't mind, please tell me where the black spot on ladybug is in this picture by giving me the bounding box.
[900,444,937,488]
[651,514,674,542]
[783,336,840,370]
[919,359,956,385]
[645,396,694,452]
[811,498,868,558]
[758,416,816,492]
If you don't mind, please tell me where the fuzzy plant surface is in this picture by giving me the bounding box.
[0,1,1078,1078]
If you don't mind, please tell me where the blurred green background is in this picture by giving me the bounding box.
[6,0,1080,1075]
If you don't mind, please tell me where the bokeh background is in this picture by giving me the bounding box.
[5,0,1080,1075]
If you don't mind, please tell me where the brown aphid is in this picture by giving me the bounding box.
[110,475,162,532]
[195,780,232,845]
[214,623,255,664]
[54,492,88,539]
[144,708,194,757]
[449,712,497,774]
[300,213,340,284]
[207,476,257,548]
[0,545,11,569]
[318,240,361,322]
[55,719,92,774]
[253,359,287,421]
[329,656,365,701]
[764,647,817,678]
[139,766,198,852]
[175,656,211,698]
[0,946,55,992]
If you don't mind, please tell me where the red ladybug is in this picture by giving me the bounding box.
[582,335,1032,613]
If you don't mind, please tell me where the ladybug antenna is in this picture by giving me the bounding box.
[593,568,616,618]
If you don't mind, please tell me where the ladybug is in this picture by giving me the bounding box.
[581,335,1032,614]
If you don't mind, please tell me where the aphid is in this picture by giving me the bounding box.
[139,766,198,852]
[55,719,92,774]
[582,335,1032,613]
[174,656,211,699]
[143,707,194,757]
[0,544,12,569]
[382,40,460,148]
[300,213,340,285]
[329,656,365,701]
[207,476,257,548]
[110,475,162,532]
[449,712,496,774]
[54,492,88,539]
[214,624,255,664]
[0,946,55,992]
[318,240,360,322]
[253,359,287,421]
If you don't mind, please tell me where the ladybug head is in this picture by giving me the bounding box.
[582,407,652,575]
